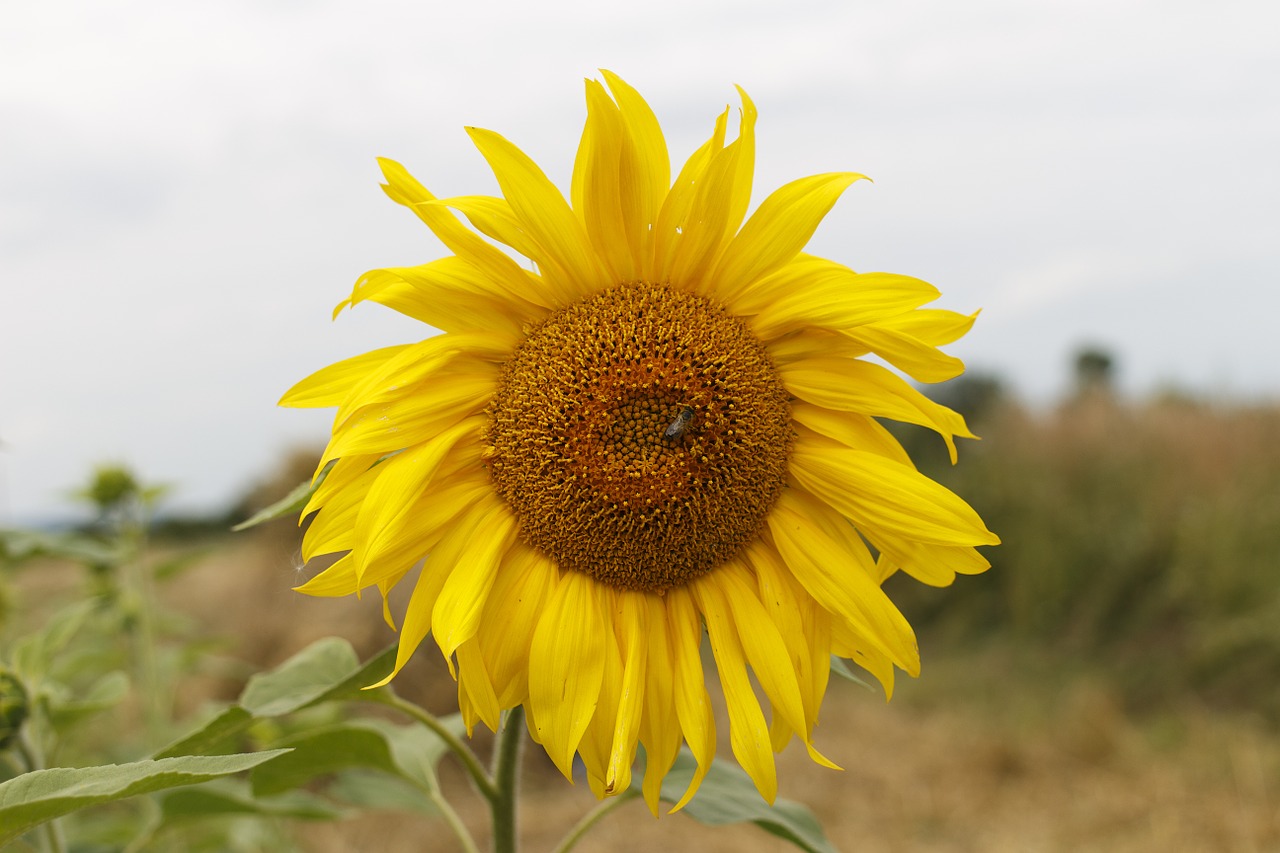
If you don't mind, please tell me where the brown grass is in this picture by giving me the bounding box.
[168,521,1280,852]
[11,398,1280,851]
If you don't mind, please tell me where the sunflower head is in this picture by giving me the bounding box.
[282,71,998,812]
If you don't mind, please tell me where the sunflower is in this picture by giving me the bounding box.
[282,71,998,813]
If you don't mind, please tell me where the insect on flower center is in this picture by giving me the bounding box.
[484,283,793,593]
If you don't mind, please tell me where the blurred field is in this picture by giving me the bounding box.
[6,392,1280,851]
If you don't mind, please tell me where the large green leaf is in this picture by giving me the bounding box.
[154,641,396,760]
[156,780,338,822]
[642,751,838,853]
[361,714,466,792]
[239,638,394,716]
[0,750,290,846]
[250,724,401,797]
[249,715,465,798]
[153,707,255,759]
[325,770,438,815]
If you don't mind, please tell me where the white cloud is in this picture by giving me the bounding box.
[3,0,1279,520]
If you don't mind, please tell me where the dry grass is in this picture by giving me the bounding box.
[163,523,1280,852]
[10,398,1280,851]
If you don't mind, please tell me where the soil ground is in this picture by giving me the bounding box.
[186,532,1280,853]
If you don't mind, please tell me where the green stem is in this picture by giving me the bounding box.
[122,520,164,737]
[371,692,497,801]
[489,706,525,853]
[17,731,66,853]
[428,789,481,853]
[551,790,639,853]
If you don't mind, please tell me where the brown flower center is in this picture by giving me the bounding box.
[484,283,792,593]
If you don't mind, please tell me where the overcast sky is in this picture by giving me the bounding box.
[3,0,1278,523]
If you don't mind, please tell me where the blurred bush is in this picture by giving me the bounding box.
[891,389,1280,718]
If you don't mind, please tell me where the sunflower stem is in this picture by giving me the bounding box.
[16,730,66,853]
[551,790,640,853]
[429,789,482,853]
[371,692,497,801]
[489,705,525,853]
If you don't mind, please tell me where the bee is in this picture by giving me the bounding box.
[663,406,695,442]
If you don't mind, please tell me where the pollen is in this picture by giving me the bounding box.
[485,283,793,592]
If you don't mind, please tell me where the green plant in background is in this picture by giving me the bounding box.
[889,392,1280,719]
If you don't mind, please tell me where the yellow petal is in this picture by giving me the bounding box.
[869,535,993,587]
[430,500,517,660]
[478,543,560,708]
[790,405,914,467]
[746,266,941,341]
[666,587,716,812]
[367,551,453,688]
[713,562,810,751]
[600,70,670,282]
[571,80,631,282]
[577,600,622,791]
[293,552,359,598]
[766,327,867,366]
[352,417,481,588]
[831,619,898,699]
[742,541,819,733]
[843,323,966,384]
[341,257,540,341]
[767,488,919,673]
[304,452,382,516]
[465,127,610,300]
[652,108,729,283]
[377,157,554,306]
[528,571,606,779]
[639,592,680,816]
[779,356,973,462]
[331,332,501,426]
[692,572,778,803]
[279,346,410,408]
[669,91,757,294]
[877,307,979,347]
[322,366,496,464]
[426,195,544,263]
[456,638,501,734]
[789,442,1000,548]
[708,172,865,303]
[604,592,648,795]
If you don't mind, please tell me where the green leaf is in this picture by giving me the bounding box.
[829,655,875,691]
[249,724,401,797]
[153,706,255,759]
[644,751,838,853]
[325,770,438,815]
[248,715,465,798]
[47,670,129,728]
[0,750,290,846]
[10,599,100,681]
[154,642,396,760]
[362,715,465,792]
[156,780,338,822]
[231,477,318,531]
[151,550,208,582]
[239,638,392,717]
[0,529,119,566]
